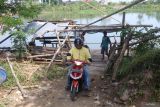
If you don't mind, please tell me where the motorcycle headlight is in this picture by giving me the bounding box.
[74,61,82,66]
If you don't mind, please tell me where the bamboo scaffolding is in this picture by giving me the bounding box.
[57,24,152,33]
[46,35,69,72]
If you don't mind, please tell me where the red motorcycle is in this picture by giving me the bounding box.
[69,60,85,101]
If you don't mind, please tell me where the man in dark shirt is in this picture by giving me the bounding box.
[101,31,111,60]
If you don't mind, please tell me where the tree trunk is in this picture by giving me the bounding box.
[112,33,131,81]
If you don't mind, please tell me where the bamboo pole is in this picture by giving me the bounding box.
[119,12,126,54]
[11,85,39,90]
[7,57,26,98]
[81,0,145,28]
[28,54,54,58]
[57,24,152,33]
[46,35,69,72]
[59,24,152,28]
[55,30,62,47]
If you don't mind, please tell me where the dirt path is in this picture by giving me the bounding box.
[10,50,106,107]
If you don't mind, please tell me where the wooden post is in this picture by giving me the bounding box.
[7,57,26,98]
[119,12,126,55]
[122,12,126,28]
[112,33,132,81]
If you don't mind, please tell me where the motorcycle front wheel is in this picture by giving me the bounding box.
[70,87,76,101]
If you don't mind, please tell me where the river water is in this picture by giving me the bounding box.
[0,12,160,49]
[74,12,160,49]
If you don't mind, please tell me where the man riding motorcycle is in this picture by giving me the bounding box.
[66,37,92,91]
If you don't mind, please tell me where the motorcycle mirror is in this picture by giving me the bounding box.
[88,58,92,62]
[67,53,71,56]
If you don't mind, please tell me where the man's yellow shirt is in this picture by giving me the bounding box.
[67,47,91,62]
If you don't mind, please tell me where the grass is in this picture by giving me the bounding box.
[0,104,5,107]
[0,60,66,89]
[0,61,16,88]
[0,60,59,88]
[46,65,66,80]
[38,2,113,20]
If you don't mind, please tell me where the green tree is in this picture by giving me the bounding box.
[0,0,42,60]
[11,28,27,60]
[0,0,42,31]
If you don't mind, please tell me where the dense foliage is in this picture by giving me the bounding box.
[117,27,160,101]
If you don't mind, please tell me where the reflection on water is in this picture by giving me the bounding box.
[145,12,160,23]
[1,12,160,49]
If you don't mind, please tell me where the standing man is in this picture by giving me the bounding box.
[101,31,111,60]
